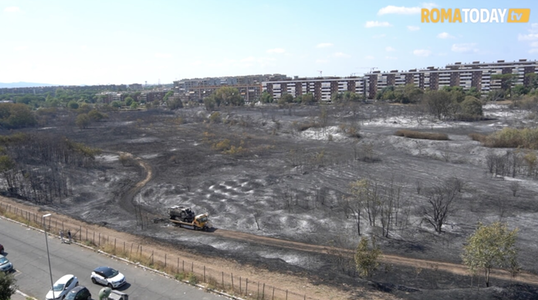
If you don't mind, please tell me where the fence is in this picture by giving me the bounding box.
[0,202,320,300]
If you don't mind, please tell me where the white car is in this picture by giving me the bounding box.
[90,266,126,289]
[46,274,79,300]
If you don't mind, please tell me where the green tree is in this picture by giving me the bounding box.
[75,113,91,129]
[462,222,519,287]
[422,90,454,119]
[67,101,79,110]
[167,98,183,110]
[163,91,174,102]
[354,237,382,278]
[4,104,37,128]
[259,91,273,103]
[204,95,216,111]
[124,97,134,107]
[213,87,244,106]
[0,272,17,300]
[300,93,316,105]
[111,101,122,108]
[491,74,517,97]
[466,87,482,99]
[460,96,483,118]
[88,109,107,121]
[130,102,139,109]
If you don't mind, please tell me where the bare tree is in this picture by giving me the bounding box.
[509,181,520,197]
[422,184,459,233]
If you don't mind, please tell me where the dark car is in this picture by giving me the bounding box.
[65,286,91,300]
[0,243,4,253]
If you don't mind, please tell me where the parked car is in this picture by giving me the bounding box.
[0,255,13,273]
[46,274,79,300]
[64,286,91,300]
[91,266,126,289]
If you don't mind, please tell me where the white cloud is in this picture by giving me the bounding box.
[378,3,437,15]
[3,6,20,13]
[266,48,285,54]
[333,52,350,58]
[413,49,431,57]
[423,2,437,9]
[365,21,392,28]
[378,5,420,15]
[451,43,479,53]
[518,23,538,52]
[385,46,396,52]
[315,59,329,64]
[385,56,398,60]
[365,55,375,60]
[437,32,454,39]
[407,26,420,31]
[316,43,333,48]
[373,34,386,39]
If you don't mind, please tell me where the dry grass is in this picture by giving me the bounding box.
[470,128,538,149]
[394,129,449,140]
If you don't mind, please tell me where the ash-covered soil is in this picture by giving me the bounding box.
[29,103,538,299]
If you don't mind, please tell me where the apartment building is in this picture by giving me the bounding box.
[262,76,368,102]
[173,74,289,102]
[363,59,538,98]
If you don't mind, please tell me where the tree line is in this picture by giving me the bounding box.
[0,133,101,203]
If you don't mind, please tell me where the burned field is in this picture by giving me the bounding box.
[8,103,538,299]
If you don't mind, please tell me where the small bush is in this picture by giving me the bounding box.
[469,133,487,143]
[188,272,198,284]
[394,130,449,140]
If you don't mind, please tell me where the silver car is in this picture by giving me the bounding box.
[0,255,13,273]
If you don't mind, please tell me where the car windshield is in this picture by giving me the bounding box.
[0,257,7,264]
[103,268,118,278]
[53,283,65,291]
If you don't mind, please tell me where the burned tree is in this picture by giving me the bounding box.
[422,183,459,233]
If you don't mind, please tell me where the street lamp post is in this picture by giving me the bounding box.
[43,213,54,296]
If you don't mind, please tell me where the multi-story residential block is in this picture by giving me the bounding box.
[262,76,368,102]
[173,74,289,102]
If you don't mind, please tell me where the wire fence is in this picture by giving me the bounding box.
[0,202,321,300]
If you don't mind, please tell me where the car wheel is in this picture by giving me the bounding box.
[108,283,113,289]
[91,277,97,284]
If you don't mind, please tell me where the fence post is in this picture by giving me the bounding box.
[182,260,184,273]
[272,287,275,300]
[231,273,234,293]
[165,253,167,268]
[114,238,116,252]
[151,250,154,265]
[239,277,242,295]
[203,265,205,282]
[262,283,265,300]
[286,290,288,300]
[98,233,100,246]
[221,272,224,289]
[177,257,179,274]
[245,278,248,297]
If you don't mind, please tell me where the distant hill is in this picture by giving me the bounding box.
[0,82,56,88]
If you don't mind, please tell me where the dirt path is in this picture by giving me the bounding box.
[214,229,538,285]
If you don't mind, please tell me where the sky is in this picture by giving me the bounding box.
[1,0,538,86]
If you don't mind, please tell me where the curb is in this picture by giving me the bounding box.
[16,289,37,300]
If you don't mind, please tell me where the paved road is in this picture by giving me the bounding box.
[0,217,226,300]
